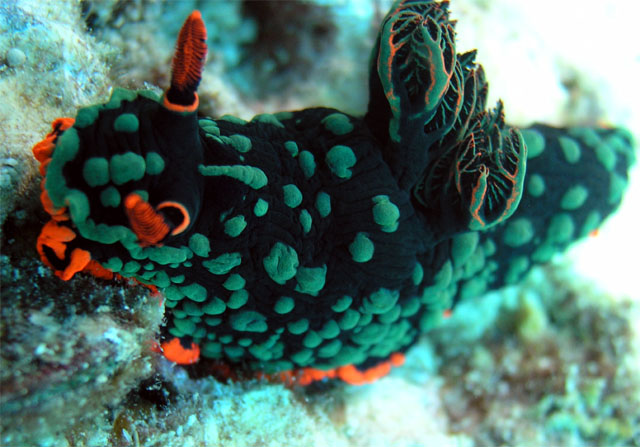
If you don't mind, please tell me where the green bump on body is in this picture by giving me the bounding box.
[164,285,184,301]
[202,297,226,315]
[283,184,303,208]
[105,88,137,110]
[65,189,91,222]
[338,309,360,330]
[318,320,340,339]
[183,301,204,317]
[291,349,313,365]
[74,105,101,128]
[299,209,312,234]
[362,288,399,314]
[560,185,588,210]
[227,289,249,309]
[254,198,269,217]
[188,233,211,257]
[284,141,299,157]
[303,331,323,348]
[219,114,247,125]
[113,113,139,133]
[83,157,109,187]
[198,118,220,136]
[133,190,149,202]
[547,213,574,244]
[372,195,400,232]
[351,323,388,345]
[230,311,268,332]
[145,152,165,175]
[412,262,424,286]
[503,218,535,247]
[100,186,121,207]
[170,274,185,284]
[295,264,327,296]
[201,342,222,358]
[122,261,140,274]
[451,232,479,268]
[223,273,245,291]
[378,304,401,324]
[224,346,245,359]
[326,145,356,179]
[348,232,374,263]
[331,295,352,313]
[202,252,241,275]
[558,136,581,164]
[274,296,295,314]
[315,191,331,217]
[180,283,207,302]
[102,257,123,272]
[527,174,545,197]
[298,151,316,178]
[321,113,354,135]
[151,270,170,288]
[222,134,252,153]
[147,246,189,265]
[580,211,602,238]
[595,142,617,171]
[173,318,196,336]
[521,128,545,159]
[505,256,530,284]
[263,242,299,285]
[608,172,627,205]
[459,277,488,300]
[110,153,146,185]
[198,164,268,189]
[224,215,247,237]
[318,339,342,358]
[287,318,309,335]
[252,113,285,128]
[400,297,420,317]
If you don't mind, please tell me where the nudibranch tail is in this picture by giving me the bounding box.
[164,10,208,112]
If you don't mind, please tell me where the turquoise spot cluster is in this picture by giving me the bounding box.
[36,0,635,376]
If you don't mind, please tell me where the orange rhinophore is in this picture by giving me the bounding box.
[124,193,170,246]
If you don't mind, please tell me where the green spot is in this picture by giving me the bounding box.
[331,295,352,313]
[303,331,323,348]
[560,185,588,210]
[180,283,207,302]
[133,190,149,202]
[113,113,139,133]
[291,349,313,365]
[103,257,123,272]
[227,289,249,309]
[254,198,269,217]
[321,113,354,135]
[558,136,581,164]
[338,309,360,330]
[531,243,555,263]
[65,189,90,223]
[198,118,220,136]
[252,113,284,128]
[283,184,302,208]
[74,105,101,128]
[400,297,420,317]
[299,209,312,234]
[202,252,241,275]
[503,218,535,247]
[287,318,309,335]
[188,233,211,257]
[362,288,399,314]
[284,141,299,157]
[348,232,374,263]
[547,213,574,244]
[450,232,479,268]
[147,246,189,265]
[580,211,601,238]
[224,215,247,237]
[170,274,185,284]
[263,242,299,285]
[521,128,545,159]
[459,277,488,300]
[202,297,226,315]
[224,346,245,358]
[595,142,617,171]
[326,145,356,179]
[104,88,137,110]
[318,320,340,339]
[527,174,545,197]
[608,172,627,205]
[274,111,293,120]
[298,151,316,178]
[274,296,295,314]
[221,134,252,153]
[378,304,401,324]
[351,323,388,345]
[136,89,160,102]
[372,195,400,232]
[145,152,165,175]
[164,285,184,301]
[173,318,196,336]
[315,191,331,218]
[219,114,246,125]
[183,301,204,317]
[204,317,222,327]
[110,153,146,185]
[198,164,268,189]
[294,264,327,296]
[223,274,245,291]
[122,261,140,274]
[100,186,121,207]
[505,256,530,284]
[412,262,424,286]
[230,311,268,332]
[151,270,170,288]
[238,338,252,347]
[318,339,342,358]
[201,342,222,358]
[83,157,109,187]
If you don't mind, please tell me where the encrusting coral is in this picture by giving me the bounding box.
[30,0,634,387]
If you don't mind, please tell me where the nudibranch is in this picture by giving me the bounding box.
[32,2,634,385]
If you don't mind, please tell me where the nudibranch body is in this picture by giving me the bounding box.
[32,2,634,385]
